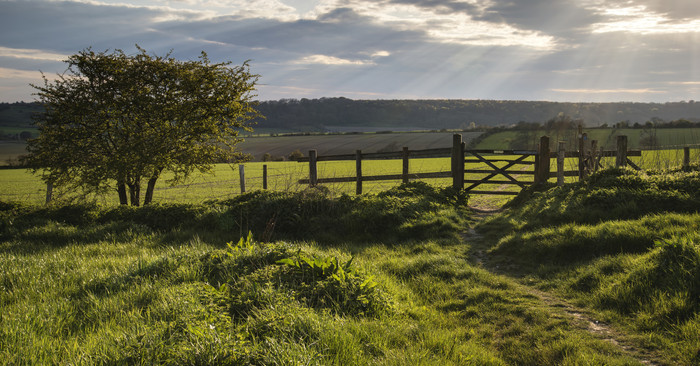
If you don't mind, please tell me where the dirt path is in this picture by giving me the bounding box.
[464,212,664,366]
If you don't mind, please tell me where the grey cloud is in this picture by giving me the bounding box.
[387,0,479,14]
[0,1,170,53]
[155,8,429,62]
[388,0,603,40]
[475,0,603,36]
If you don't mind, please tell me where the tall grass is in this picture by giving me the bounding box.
[1,182,646,365]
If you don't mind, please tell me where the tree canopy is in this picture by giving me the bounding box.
[27,46,259,205]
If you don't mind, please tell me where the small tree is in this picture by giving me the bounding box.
[288,150,304,161]
[27,47,260,205]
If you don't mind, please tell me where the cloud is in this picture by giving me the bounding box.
[591,4,700,34]
[606,0,700,21]
[291,54,374,65]
[0,47,68,62]
[0,67,45,80]
[551,88,666,94]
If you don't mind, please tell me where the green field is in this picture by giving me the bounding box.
[2,147,696,213]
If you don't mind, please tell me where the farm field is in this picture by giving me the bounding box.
[0,131,482,166]
[0,142,28,165]
[2,166,699,364]
[475,127,700,150]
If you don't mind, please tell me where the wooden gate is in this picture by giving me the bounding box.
[463,149,537,195]
[451,135,550,195]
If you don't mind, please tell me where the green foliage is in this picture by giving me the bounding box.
[276,252,385,317]
[27,46,259,206]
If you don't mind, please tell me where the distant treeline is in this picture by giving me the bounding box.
[254,98,700,130]
[3,99,700,132]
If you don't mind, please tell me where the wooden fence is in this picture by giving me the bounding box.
[297,147,452,194]
[297,133,645,195]
[39,134,698,203]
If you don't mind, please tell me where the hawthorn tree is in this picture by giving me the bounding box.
[27,47,259,205]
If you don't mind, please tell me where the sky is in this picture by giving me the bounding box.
[0,0,698,103]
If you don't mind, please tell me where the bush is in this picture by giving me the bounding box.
[288,150,304,161]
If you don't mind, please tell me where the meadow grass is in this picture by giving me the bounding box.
[1,184,644,365]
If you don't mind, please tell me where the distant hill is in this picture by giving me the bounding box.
[255,98,700,131]
[3,99,700,134]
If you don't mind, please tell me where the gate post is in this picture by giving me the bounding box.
[536,136,550,185]
[578,127,587,180]
[557,141,565,187]
[451,134,464,190]
[616,136,627,168]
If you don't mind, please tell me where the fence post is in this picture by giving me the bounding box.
[356,150,363,195]
[45,181,53,204]
[536,136,550,185]
[557,141,565,187]
[263,164,268,190]
[239,165,246,193]
[616,135,627,167]
[402,147,410,184]
[451,134,464,190]
[683,146,690,169]
[309,150,318,187]
[589,140,598,173]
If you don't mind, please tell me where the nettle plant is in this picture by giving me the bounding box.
[220,232,390,317]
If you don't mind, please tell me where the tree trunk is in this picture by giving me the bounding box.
[117,180,128,205]
[143,169,162,205]
[128,182,141,206]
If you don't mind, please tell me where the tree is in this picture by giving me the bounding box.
[27,46,259,205]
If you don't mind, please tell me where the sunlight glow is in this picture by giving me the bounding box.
[313,0,555,49]
[0,47,68,62]
[0,67,44,80]
[291,54,374,65]
[593,6,700,34]
[552,88,666,94]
